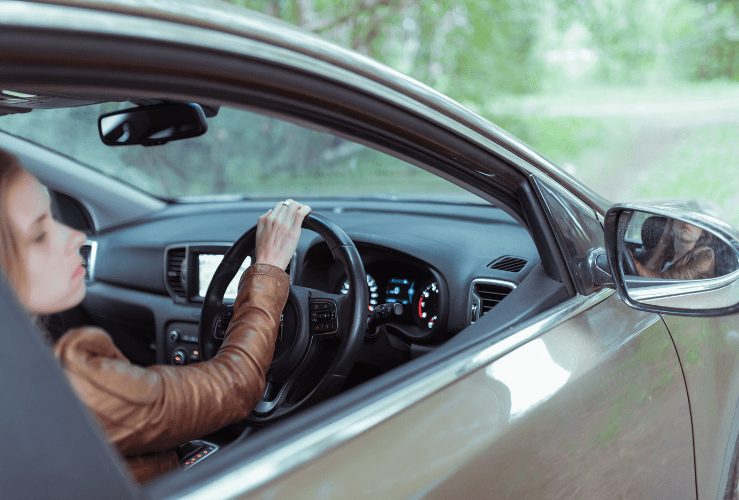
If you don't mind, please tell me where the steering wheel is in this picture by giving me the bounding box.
[198,213,368,425]
[620,244,639,277]
[617,212,639,277]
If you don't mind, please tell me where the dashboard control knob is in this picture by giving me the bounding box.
[169,330,180,342]
[172,350,187,365]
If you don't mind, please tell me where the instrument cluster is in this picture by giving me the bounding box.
[334,259,441,335]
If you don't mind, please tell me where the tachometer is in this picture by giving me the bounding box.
[415,281,439,330]
[340,274,379,311]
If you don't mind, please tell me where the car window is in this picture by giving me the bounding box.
[0,104,479,203]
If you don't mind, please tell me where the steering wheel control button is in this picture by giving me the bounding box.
[172,350,187,365]
[214,308,234,340]
[309,300,338,335]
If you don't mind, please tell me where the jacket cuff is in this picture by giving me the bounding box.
[238,262,290,289]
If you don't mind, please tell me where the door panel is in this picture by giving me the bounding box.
[663,313,739,499]
[244,294,694,499]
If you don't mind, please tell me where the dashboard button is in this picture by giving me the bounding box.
[172,350,187,365]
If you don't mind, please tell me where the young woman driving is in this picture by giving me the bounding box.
[633,218,715,280]
[0,148,311,482]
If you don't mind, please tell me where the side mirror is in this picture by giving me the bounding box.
[98,103,207,146]
[605,203,739,316]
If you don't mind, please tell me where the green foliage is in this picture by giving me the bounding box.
[669,2,739,81]
[229,0,544,100]
[448,0,543,99]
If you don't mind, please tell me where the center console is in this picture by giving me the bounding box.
[163,242,248,365]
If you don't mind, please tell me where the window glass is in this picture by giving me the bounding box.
[0,104,478,202]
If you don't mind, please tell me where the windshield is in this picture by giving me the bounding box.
[0,103,477,202]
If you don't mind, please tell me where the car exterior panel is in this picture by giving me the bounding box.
[664,314,739,499]
[234,294,693,499]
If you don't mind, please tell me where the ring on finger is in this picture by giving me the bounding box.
[282,200,291,207]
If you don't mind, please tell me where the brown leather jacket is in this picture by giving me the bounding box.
[53,263,289,482]
[645,228,715,280]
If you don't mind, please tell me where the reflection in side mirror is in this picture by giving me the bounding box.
[98,103,207,146]
[605,204,739,315]
[620,211,736,280]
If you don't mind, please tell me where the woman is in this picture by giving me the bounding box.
[0,147,310,482]
[634,218,715,280]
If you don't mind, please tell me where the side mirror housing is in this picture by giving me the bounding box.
[604,202,739,316]
[98,103,207,146]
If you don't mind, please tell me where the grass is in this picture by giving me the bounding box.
[634,124,739,227]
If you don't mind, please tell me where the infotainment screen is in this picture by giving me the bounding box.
[198,254,251,300]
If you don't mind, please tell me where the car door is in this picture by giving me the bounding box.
[665,313,739,500]
[208,183,694,499]
[601,201,739,500]
[201,293,688,500]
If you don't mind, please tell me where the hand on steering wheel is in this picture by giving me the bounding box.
[198,207,368,425]
[255,199,311,271]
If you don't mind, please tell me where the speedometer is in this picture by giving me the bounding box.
[415,281,439,330]
[340,274,379,311]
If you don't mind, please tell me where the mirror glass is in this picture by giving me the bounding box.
[617,210,739,310]
[98,103,207,146]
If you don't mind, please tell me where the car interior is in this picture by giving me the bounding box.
[0,95,576,474]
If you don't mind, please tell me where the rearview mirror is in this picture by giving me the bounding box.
[98,103,207,146]
[605,203,739,316]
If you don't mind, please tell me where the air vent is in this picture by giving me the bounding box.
[488,256,527,273]
[79,240,97,282]
[215,308,234,340]
[166,247,187,300]
[469,279,515,323]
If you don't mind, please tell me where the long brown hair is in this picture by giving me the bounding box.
[0,148,27,296]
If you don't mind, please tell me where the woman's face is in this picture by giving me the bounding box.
[673,220,703,245]
[7,171,87,315]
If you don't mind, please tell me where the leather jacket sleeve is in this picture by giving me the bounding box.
[660,246,715,280]
[53,263,289,458]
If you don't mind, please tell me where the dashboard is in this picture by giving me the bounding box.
[69,199,544,373]
[301,245,446,344]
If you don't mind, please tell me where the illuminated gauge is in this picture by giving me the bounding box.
[415,281,439,330]
[340,274,379,311]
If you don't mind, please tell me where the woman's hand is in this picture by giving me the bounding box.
[255,199,311,271]
[628,248,656,278]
